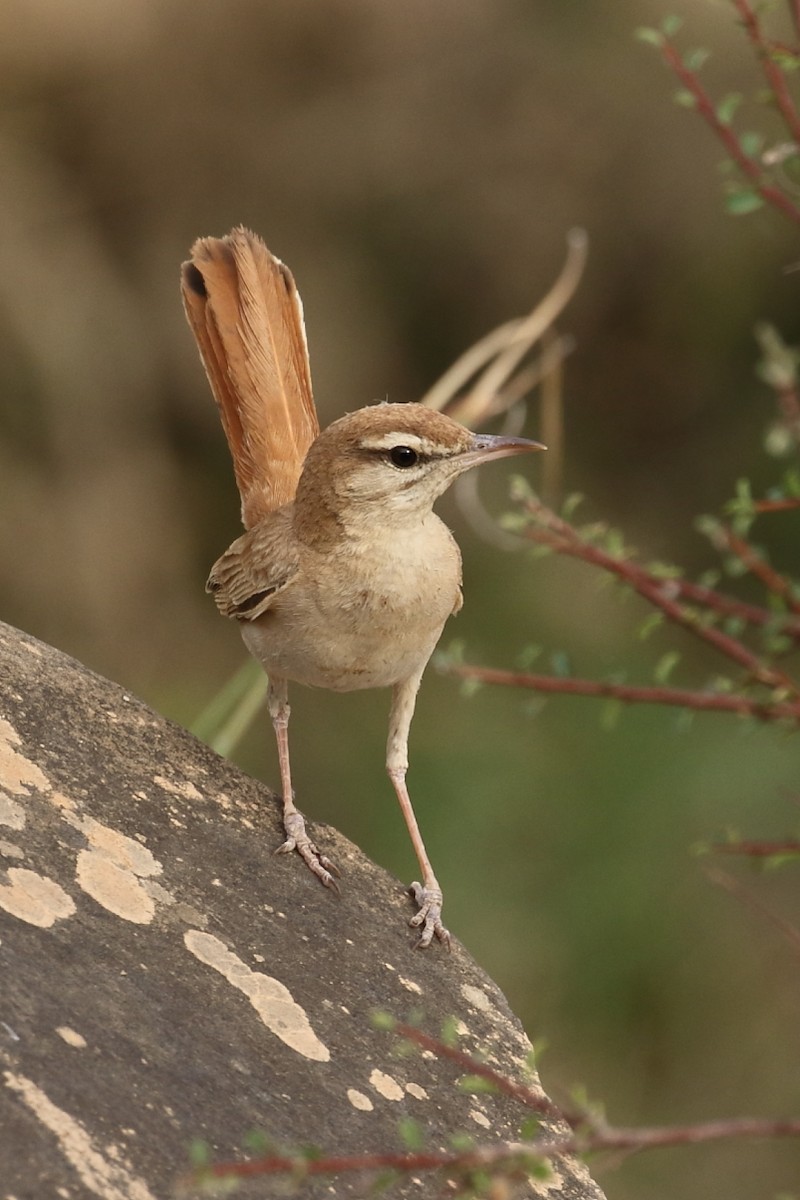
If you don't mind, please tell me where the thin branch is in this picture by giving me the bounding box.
[718,523,800,614]
[754,496,800,513]
[392,1021,566,1122]
[522,501,800,695]
[442,661,800,724]
[658,36,800,225]
[705,865,800,962]
[709,838,800,857]
[734,0,800,145]
[189,1116,800,1187]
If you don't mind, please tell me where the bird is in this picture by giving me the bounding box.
[181,226,543,947]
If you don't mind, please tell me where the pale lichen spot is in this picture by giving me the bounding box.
[76,852,155,924]
[0,719,49,797]
[183,930,330,1062]
[81,819,162,878]
[56,1026,87,1049]
[461,984,492,1012]
[0,840,24,859]
[470,1108,491,1129]
[153,774,203,803]
[346,1088,374,1112]
[368,1069,404,1101]
[71,819,171,924]
[0,869,75,927]
[398,975,422,994]
[4,1071,157,1200]
[0,794,26,831]
[382,961,396,972]
[405,1082,428,1100]
[49,791,77,813]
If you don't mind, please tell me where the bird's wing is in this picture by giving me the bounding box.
[206,510,299,621]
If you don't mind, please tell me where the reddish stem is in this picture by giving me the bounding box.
[754,497,800,513]
[445,662,800,724]
[719,524,800,614]
[658,37,800,226]
[710,839,800,856]
[192,1116,800,1185]
[524,504,800,695]
[734,0,800,145]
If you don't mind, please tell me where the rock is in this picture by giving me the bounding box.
[0,620,604,1199]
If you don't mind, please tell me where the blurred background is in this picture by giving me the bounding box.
[2,0,799,1196]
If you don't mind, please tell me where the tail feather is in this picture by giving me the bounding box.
[181,226,319,528]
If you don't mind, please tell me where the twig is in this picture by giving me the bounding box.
[522,501,800,695]
[392,1021,566,1122]
[189,1116,800,1187]
[709,838,800,857]
[658,36,800,225]
[718,523,800,614]
[754,496,800,513]
[442,662,800,724]
[734,0,800,146]
[705,865,800,961]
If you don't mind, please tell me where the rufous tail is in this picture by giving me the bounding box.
[181,226,320,529]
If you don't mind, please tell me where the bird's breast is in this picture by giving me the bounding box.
[241,516,462,691]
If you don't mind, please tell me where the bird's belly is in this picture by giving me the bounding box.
[241,543,460,691]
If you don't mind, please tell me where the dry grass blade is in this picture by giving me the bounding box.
[421,228,587,429]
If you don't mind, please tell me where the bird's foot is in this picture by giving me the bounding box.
[408,881,451,950]
[276,810,341,892]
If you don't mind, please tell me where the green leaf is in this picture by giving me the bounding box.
[459,677,483,699]
[764,421,796,457]
[519,1115,542,1141]
[600,698,622,730]
[509,474,535,503]
[498,511,529,533]
[188,1139,212,1169]
[242,1129,274,1154]
[674,88,698,109]
[448,1132,476,1152]
[637,611,665,641]
[683,47,710,71]
[370,1010,397,1032]
[440,1015,460,1047]
[516,643,542,669]
[458,1074,498,1094]
[654,651,681,684]
[661,14,683,36]
[647,561,683,580]
[740,130,764,158]
[724,188,765,215]
[561,491,585,519]
[771,50,800,72]
[716,92,743,125]
[550,650,572,678]
[635,26,664,47]
[398,1117,425,1151]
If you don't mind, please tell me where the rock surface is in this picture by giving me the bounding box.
[0,620,604,1199]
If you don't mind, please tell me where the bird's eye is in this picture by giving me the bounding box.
[389,445,419,468]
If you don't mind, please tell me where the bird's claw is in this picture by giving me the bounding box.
[276,811,341,892]
[408,881,451,950]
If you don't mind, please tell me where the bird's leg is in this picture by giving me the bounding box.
[268,676,339,890]
[386,673,450,949]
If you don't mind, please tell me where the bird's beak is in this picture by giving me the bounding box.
[458,432,546,470]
